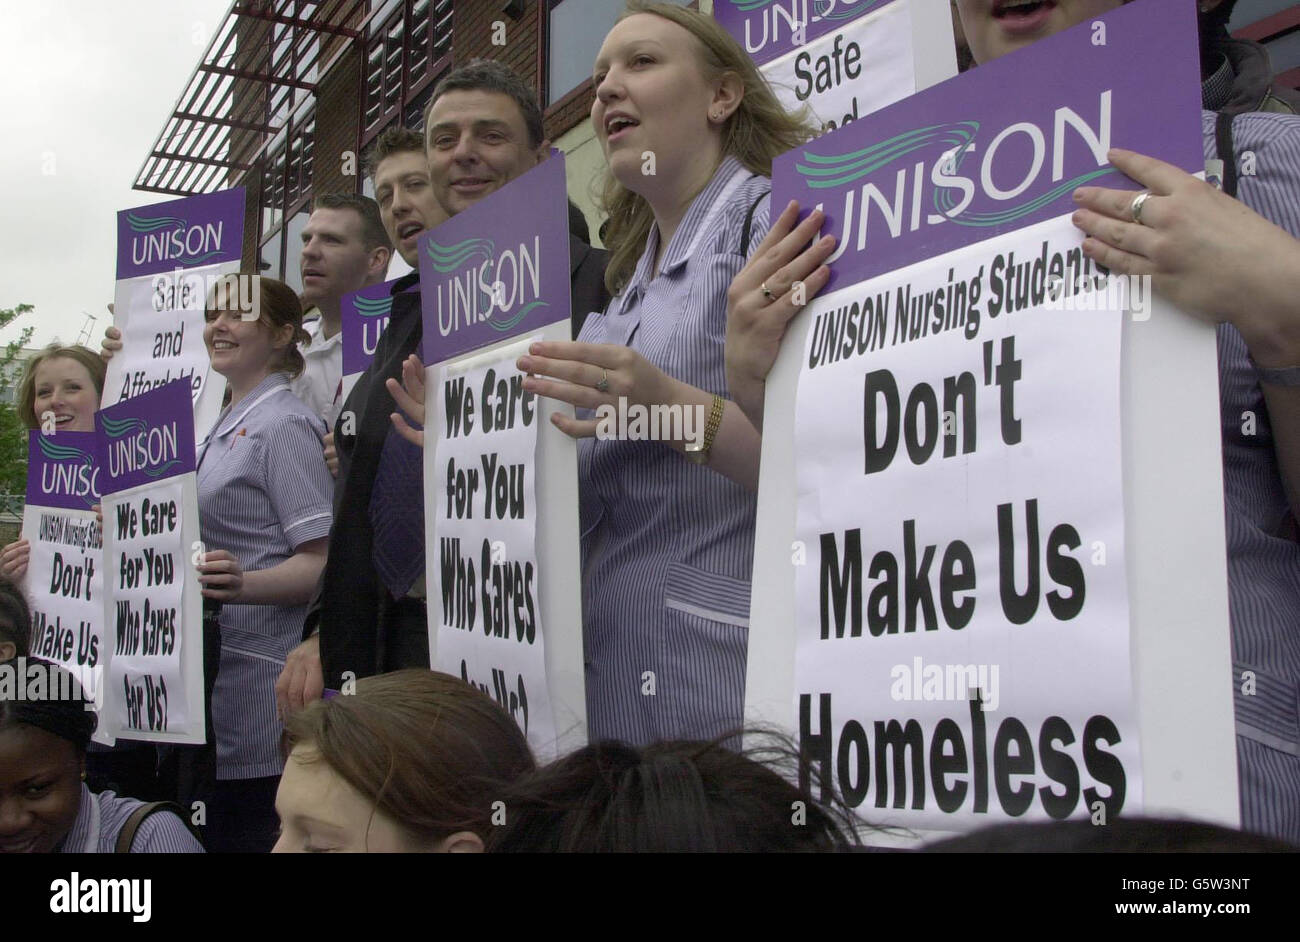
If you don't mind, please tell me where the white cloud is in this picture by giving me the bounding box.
[0,0,233,350]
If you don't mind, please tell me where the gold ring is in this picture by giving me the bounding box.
[595,369,610,393]
[761,281,776,301]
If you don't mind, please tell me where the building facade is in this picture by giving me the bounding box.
[133,0,1298,284]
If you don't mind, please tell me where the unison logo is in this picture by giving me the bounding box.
[354,295,393,318]
[427,236,549,336]
[729,0,886,54]
[354,294,393,356]
[37,437,100,506]
[102,416,180,479]
[795,92,1118,263]
[128,211,226,268]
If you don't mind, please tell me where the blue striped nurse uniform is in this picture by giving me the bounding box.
[196,372,334,780]
[576,156,770,745]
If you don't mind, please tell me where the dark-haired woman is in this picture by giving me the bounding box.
[0,658,203,853]
[192,275,334,852]
[274,670,535,853]
[486,734,859,852]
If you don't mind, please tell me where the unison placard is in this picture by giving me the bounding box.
[745,1,1236,838]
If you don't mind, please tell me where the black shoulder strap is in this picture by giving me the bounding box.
[115,801,200,853]
[739,189,772,257]
[1215,111,1238,198]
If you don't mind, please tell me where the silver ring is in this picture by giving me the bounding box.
[1130,190,1152,226]
[761,281,776,301]
[595,369,610,393]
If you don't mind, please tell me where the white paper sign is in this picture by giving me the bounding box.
[101,477,200,741]
[428,337,557,754]
[105,260,233,443]
[792,214,1140,829]
[21,507,109,741]
[763,0,916,133]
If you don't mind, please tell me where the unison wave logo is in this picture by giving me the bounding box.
[127,212,187,233]
[102,416,181,480]
[128,210,226,268]
[794,122,981,189]
[353,295,393,318]
[726,0,885,14]
[428,234,549,336]
[796,93,1119,266]
[426,237,496,274]
[100,416,148,439]
[36,437,99,506]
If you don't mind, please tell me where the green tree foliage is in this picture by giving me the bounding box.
[0,303,36,495]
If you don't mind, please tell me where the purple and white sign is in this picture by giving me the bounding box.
[714,0,899,67]
[419,157,571,363]
[342,278,399,377]
[25,430,101,511]
[116,188,245,281]
[750,1,1220,833]
[107,188,245,446]
[96,379,205,744]
[773,0,1204,291]
[21,431,108,738]
[96,379,197,495]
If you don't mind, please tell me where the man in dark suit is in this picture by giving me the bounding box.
[277,62,610,708]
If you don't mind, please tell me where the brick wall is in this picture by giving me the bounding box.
[450,0,592,142]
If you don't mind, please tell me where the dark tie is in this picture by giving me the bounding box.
[369,425,425,598]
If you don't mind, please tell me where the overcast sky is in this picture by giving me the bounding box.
[0,0,232,351]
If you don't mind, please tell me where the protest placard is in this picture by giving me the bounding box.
[745,1,1237,836]
[340,278,398,406]
[96,380,205,744]
[420,156,585,760]
[20,430,108,741]
[713,0,957,133]
[106,188,245,443]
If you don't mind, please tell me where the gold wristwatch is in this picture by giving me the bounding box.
[686,394,725,465]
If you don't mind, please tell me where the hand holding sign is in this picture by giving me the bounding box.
[726,200,836,431]
[1073,148,1300,349]
[0,539,30,581]
[101,325,123,363]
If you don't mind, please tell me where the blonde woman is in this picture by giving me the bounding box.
[518,2,816,745]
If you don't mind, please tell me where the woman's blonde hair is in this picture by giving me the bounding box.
[15,345,107,430]
[598,1,817,294]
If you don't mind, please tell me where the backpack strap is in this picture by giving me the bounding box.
[1215,111,1238,199]
[115,801,199,853]
[739,189,772,257]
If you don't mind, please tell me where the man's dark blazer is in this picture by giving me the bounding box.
[306,237,610,687]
